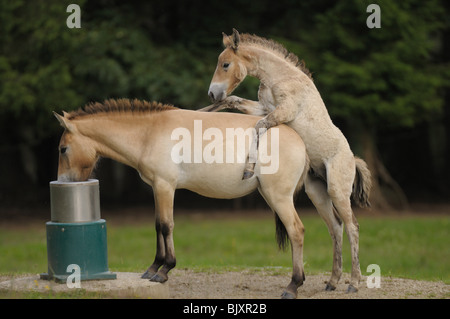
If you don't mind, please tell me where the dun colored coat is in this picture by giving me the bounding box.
[55,98,309,298]
[204,29,372,293]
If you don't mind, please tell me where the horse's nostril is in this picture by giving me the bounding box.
[208,91,215,102]
[215,91,224,102]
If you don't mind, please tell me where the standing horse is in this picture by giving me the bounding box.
[54,98,309,299]
[204,29,372,292]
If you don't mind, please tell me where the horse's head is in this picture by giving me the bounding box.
[208,29,248,103]
[54,112,98,182]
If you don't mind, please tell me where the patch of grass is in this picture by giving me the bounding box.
[108,215,450,284]
[357,216,449,283]
[0,288,110,299]
[0,227,47,275]
[1,214,449,285]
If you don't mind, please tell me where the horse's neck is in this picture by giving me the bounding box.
[76,116,148,169]
[245,46,326,117]
[244,46,302,87]
[244,46,335,137]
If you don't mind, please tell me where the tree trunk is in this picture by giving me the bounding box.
[360,127,409,211]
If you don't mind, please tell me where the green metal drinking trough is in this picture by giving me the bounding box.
[40,179,116,283]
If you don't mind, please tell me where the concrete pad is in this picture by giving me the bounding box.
[0,272,169,298]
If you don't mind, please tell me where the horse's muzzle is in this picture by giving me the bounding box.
[208,83,227,103]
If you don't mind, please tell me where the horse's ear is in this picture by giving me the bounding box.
[231,28,240,51]
[222,29,240,51]
[53,111,73,132]
[222,32,232,48]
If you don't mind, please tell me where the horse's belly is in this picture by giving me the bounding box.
[288,116,349,164]
[177,163,259,199]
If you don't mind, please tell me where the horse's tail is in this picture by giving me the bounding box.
[275,214,289,251]
[352,156,372,208]
[275,152,310,251]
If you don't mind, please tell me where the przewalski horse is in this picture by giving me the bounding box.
[203,29,372,293]
[54,98,309,299]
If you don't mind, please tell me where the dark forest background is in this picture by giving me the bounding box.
[1,0,449,216]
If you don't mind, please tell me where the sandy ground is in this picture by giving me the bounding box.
[0,272,169,298]
[2,269,447,299]
[167,268,449,299]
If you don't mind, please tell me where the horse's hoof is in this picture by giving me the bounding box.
[346,284,358,293]
[141,270,154,279]
[281,291,297,299]
[325,282,336,291]
[242,170,254,180]
[149,273,168,283]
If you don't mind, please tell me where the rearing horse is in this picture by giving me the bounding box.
[203,29,372,293]
[54,98,309,299]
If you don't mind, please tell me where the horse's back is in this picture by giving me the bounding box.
[154,110,307,199]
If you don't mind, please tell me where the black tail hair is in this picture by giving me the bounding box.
[275,213,289,251]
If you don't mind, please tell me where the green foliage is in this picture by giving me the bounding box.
[2,0,446,138]
[279,0,447,128]
[0,0,448,196]
[0,0,214,143]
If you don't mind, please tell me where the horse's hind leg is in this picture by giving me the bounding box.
[259,188,305,299]
[326,158,361,292]
[274,200,305,299]
[331,196,361,292]
[304,173,343,291]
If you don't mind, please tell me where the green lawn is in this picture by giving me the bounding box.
[0,214,449,284]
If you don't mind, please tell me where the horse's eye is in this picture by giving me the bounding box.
[223,62,230,69]
[60,147,68,154]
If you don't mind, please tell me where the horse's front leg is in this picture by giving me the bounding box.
[205,97,277,180]
[242,117,277,179]
[196,96,239,112]
[141,216,166,279]
[147,179,176,283]
[198,96,271,116]
[243,100,300,179]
